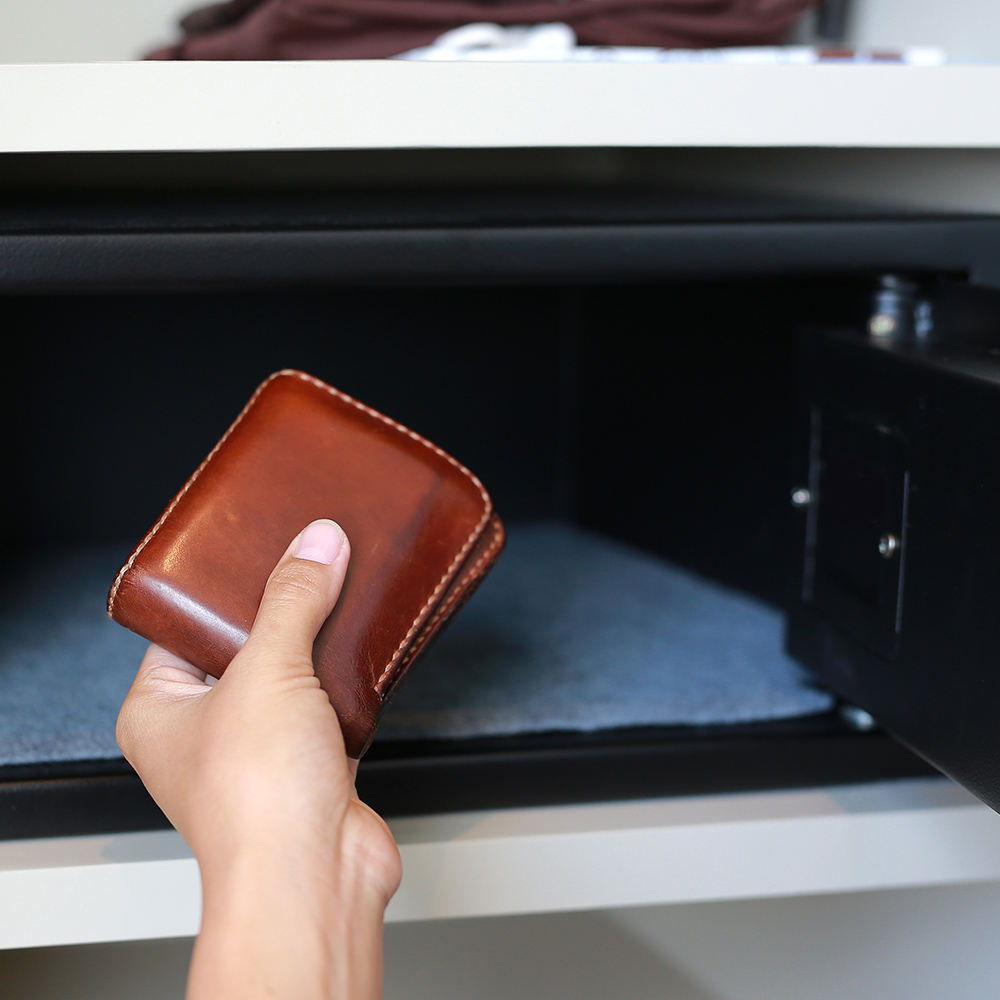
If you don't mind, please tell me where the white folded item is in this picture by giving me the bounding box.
[396,27,946,65]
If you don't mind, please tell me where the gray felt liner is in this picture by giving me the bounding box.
[377,524,832,739]
[0,525,832,766]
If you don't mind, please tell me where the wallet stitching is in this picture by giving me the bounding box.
[373,517,492,693]
[290,371,492,513]
[408,517,504,661]
[287,372,494,693]
[383,516,504,695]
[109,369,495,698]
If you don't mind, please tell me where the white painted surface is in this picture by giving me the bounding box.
[0,0,186,64]
[3,778,1000,951]
[386,778,1000,920]
[849,0,1000,65]
[0,61,998,154]
[612,881,1000,999]
[0,830,200,950]
[7,885,1000,1000]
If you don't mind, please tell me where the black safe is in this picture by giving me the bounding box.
[790,281,1000,815]
[6,153,1000,840]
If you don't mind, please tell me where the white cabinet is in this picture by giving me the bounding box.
[3,5,1000,995]
[2,777,998,952]
[3,778,1000,998]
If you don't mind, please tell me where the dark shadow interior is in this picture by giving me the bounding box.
[0,275,873,598]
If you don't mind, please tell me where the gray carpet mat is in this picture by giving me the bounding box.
[0,546,147,766]
[0,525,832,766]
[376,524,832,739]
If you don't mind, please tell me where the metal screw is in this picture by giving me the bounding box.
[791,487,812,507]
[878,533,898,559]
[915,299,934,339]
[869,274,921,343]
[869,313,897,339]
[840,705,878,731]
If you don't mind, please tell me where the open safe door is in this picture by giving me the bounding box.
[789,277,1000,813]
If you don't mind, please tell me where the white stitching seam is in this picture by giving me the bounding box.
[379,515,504,697]
[107,370,493,695]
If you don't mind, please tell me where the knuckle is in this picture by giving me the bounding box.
[266,563,328,606]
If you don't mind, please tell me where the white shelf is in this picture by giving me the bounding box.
[2,62,1000,154]
[2,777,999,951]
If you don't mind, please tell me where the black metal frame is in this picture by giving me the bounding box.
[0,718,936,840]
[789,311,1000,815]
[0,182,989,841]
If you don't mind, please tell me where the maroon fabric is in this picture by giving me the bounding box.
[148,0,818,61]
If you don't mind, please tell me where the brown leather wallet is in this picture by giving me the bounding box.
[108,369,504,757]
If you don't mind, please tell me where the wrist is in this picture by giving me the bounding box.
[190,838,388,1000]
[200,829,390,922]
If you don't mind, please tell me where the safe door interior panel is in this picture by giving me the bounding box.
[789,281,1000,814]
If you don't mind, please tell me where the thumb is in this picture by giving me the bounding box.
[239,519,350,673]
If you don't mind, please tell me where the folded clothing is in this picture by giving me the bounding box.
[148,0,817,61]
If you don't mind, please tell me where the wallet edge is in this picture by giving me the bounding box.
[375,512,506,699]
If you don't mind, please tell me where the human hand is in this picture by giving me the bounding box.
[117,519,402,1000]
